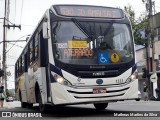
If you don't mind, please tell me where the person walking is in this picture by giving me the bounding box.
[0,86,6,108]
[143,83,149,101]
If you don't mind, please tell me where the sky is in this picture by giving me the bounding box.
[0,0,160,89]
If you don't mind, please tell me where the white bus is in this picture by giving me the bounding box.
[15,4,138,112]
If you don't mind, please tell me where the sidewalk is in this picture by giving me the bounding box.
[114,100,160,104]
[2,100,21,109]
[3,100,13,108]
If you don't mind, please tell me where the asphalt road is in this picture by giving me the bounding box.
[0,100,160,120]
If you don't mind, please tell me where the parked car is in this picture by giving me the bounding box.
[6,97,13,102]
[13,97,17,101]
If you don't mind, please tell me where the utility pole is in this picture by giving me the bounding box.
[148,0,153,99]
[145,0,157,99]
[2,0,7,91]
[149,1,157,99]
[143,0,155,99]
[148,0,157,99]
[2,0,21,91]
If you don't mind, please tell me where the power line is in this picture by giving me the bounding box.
[0,18,14,25]
[7,42,23,48]
[21,24,36,27]
[5,34,30,53]
[7,55,17,59]
[5,18,14,25]
[6,65,15,67]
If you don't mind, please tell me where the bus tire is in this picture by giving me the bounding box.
[38,90,47,113]
[94,103,108,110]
[136,98,140,101]
[27,103,33,108]
[19,91,27,108]
[21,102,27,108]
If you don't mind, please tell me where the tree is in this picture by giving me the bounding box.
[124,4,148,45]
[6,89,14,97]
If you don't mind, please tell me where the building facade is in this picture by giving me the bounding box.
[136,12,160,99]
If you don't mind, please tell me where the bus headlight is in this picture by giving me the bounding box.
[56,76,64,84]
[125,70,138,83]
[131,73,136,80]
[51,72,72,86]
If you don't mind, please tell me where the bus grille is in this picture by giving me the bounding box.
[67,87,129,99]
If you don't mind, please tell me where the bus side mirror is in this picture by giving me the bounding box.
[43,22,50,39]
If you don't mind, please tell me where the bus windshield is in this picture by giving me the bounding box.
[52,21,134,65]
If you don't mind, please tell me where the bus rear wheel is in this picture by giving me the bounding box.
[27,103,33,108]
[21,102,27,108]
[19,91,27,108]
[94,103,108,110]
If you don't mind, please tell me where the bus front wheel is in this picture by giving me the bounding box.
[94,103,108,110]
[38,90,47,113]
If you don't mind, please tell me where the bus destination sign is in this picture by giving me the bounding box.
[54,5,124,18]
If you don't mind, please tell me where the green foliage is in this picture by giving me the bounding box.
[124,4,148,45]
[6,89,14,97]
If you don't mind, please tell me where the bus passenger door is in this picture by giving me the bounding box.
[39,29,50,102]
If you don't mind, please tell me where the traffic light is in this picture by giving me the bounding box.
[142,67,149,78]
[0,69,4,77]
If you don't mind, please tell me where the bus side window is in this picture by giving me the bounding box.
[22,54,25,73]
[30,41,33,65]
[28,45,30,66]
[15,63,17,78]
[17,61,19,76]
[19,57,22,75]
[34,33,39,59]
[39,30,47,67]
[24,52,28,72]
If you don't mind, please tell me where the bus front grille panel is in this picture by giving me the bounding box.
[67,87,129,94]
[67,87,129,99]
[74,93,125,99]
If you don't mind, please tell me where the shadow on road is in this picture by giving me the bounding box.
[30,105,128,117]
[2,101,159,118]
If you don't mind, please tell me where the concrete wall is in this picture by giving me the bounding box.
[136,49,145,63]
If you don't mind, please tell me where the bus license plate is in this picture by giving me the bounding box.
[93,88,106,94]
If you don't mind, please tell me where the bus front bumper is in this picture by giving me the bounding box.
[51,79,138,105]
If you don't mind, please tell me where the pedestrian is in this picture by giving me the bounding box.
[0,86,6,108]
[143,83,149,101]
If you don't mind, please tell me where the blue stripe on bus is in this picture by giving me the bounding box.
[131,64,137,74]
[50,63,63,83]
[50,74,56,83]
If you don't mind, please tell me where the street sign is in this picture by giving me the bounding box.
[150,73,158,83]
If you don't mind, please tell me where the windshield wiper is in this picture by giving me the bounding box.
[102,22,114,37]
[71,18,93,40]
